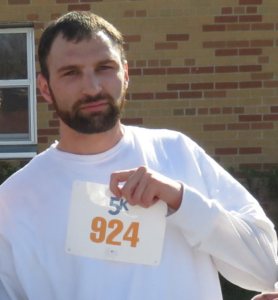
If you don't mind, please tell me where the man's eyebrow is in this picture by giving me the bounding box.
[56,59,118,73]
[56,65,79,73]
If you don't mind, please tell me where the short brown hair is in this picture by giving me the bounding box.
[38,11,126,80]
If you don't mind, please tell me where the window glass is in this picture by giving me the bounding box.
[0,27,36,156]
[0,33,27,80]
[0,87,29,139]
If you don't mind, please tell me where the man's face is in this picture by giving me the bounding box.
[43,32,128,134]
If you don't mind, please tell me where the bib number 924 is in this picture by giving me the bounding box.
[90,217,140,248]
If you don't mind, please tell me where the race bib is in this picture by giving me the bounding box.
[65,181,167,265]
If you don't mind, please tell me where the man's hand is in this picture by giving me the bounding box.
[252,293,278,300]
[110,166,183,210]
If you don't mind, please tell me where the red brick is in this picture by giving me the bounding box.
[143,68,166,75]
[251,123,274,130]
[204,91,226,98]
[203,41,226,48]
[239,81,262,88]
[167,84,190,91]
[180,92,202,99]
[246,7,257,13]
[38,129,59,135]
[49,120,59,127]
[166,34,189,41]
[215,148,238,155]
[239,115,262,122]
[27,14,38,21]
[51,13,61,20]
[204,124,226,131]
[131,93,154,100]
[56,0,77,3]
[221,7,233,14]
[251,23,275,30]
[34,22,44,30]
[121,118,143,125]
[185,108,196,115]
[124,35,141,42]
[68,4,90,10]
[198,108,209,115]
[155,92,178,100]
[136,10,147,17]
[234,107,245,114]
[129,69,142,76]
[263,163,278,170]
[239,0,262,5]
[215,66,238,73]
[227,24,250,31]
[202,25,226,32]
[226,40,249,48]
[155,42,178,50]
[124,11,135,17]
[227,123,250,130]
[239,65,262,72]
[251,40,274,47]
[263,114,278,121]
[270,106,278,113]
[38,137,48,143]
[263,81,278,88]
[191,83,214,90]
[215,49,238,56]
[215,82,238,89]
[167,67,190,75]
[222,107,233,114]
[239,147,262,154]
[8,0,30,3]
[215,16,238,23]
[239,15,262,23]
[191,67,214,74]
[239,48,262,55]
[210,108,221,114]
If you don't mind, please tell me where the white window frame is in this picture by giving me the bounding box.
[0,27,37,158]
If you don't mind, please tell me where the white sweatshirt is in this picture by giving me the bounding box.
[0,125,277,300]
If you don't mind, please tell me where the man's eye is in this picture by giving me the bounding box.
[64,70,78,76]
[99,65,112,71]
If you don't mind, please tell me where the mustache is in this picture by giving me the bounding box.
[78,93,114,105]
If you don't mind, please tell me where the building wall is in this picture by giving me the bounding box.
[0,0,277,171]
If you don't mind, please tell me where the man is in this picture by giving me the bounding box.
[252,293,278,300]
[0,11,277,300]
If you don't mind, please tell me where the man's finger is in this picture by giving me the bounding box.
[110,169,137,198]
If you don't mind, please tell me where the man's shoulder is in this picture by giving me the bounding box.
[125,125,198,148]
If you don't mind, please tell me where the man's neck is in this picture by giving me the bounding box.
[56,121,124,155]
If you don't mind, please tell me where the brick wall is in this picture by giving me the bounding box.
[0,0,277,172]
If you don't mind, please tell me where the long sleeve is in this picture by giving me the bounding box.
[168,148,278,292]
[0,235,28,300]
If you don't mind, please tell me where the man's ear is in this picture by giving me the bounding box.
[37,73,53,104]
[124,61,129,89]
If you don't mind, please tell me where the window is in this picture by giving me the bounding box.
[0,27,37,159]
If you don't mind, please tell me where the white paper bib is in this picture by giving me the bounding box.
[66,181,167,265]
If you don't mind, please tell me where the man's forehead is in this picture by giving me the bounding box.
[49,31,121,61]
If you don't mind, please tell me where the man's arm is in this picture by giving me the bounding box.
[110,160,277,292]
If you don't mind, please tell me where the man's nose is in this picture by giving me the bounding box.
[82,71,102,96]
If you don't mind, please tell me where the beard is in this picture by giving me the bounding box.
[49,87,126,134]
